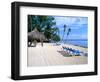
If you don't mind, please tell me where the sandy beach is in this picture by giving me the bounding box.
[27,43,88,66]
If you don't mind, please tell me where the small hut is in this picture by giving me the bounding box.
[28,28,46,47]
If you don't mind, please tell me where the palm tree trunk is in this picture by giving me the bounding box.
[62,32,65,42]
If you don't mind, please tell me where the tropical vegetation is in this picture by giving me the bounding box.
[28,15,60,42]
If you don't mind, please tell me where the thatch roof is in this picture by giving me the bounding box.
[28,28,46,41]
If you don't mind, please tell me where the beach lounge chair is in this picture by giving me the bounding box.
[62,46,83,56]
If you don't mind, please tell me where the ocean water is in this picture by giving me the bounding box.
[63,40,88,48]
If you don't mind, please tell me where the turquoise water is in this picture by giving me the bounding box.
[63,39,88,48]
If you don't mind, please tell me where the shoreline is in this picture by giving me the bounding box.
[58,42,87,48]
[63,43,87,48]
[59,42,87,48]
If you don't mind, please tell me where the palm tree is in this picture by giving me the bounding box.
[67,28,71,36]
[62,24,67,42]
[28,15,56,32]
[66,28,71,39]
[51,27,60,42]
[51,27,59,35]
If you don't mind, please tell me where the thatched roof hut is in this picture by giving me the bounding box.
[28,28,45,41]
[28,28,46,46]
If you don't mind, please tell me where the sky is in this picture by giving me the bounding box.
[53,16,88,40]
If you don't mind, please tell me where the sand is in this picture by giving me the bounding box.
[27,43,88,66]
